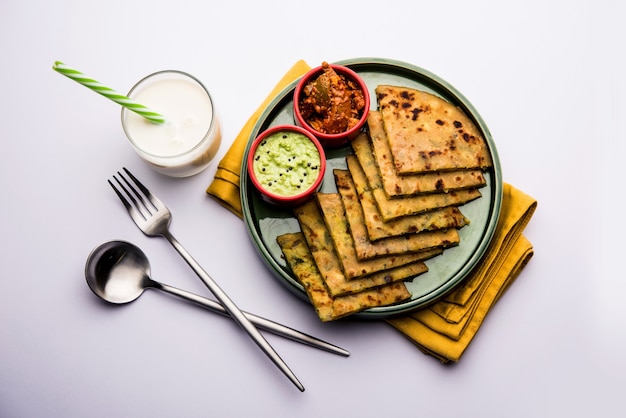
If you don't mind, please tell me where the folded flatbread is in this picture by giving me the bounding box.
[317,191,454,260]
[334,168,469,241]
[294,199,429,280]
[291,200,428,296]
[375,85,492,174]
[277,232,411,322]
[365,112,486,197]
[346,154,481,222]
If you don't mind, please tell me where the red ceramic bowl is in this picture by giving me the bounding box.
[247,125,326,206]
[293,63,370,148]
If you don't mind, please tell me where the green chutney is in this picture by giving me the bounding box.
[253,131,321,197]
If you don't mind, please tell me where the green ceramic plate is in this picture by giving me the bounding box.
[241,57,502,319]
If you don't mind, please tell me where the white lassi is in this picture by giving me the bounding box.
[122,70,221,177]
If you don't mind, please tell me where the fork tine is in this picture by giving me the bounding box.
[109,175,147,223]
[116,171,152,216]
[107,179,133,213]
[122,167,162,210]
[111,174,150,221]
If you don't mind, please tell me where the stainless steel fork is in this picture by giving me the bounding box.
[109,167,304,392]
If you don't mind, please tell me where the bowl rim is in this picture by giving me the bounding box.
[246,124,326,203]
[293,64,370,141]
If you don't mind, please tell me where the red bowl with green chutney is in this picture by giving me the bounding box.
[247,125,326,206]
[293,62,370,148]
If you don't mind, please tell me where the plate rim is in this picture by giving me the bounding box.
[241,57,503,319]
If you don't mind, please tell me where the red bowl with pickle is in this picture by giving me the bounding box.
[247,125,326,206]
[293,62,370,148]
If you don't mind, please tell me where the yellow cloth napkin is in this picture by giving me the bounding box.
[206,60,312,218]
[206,61,537,363]
[386,183,537,362]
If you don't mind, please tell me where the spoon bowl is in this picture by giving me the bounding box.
[85,240,151,304]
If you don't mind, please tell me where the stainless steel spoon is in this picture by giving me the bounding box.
[85,240,349,357]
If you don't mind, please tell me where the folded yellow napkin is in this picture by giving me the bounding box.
[206,60,312,218]
[385,183,536,362]
[206,61,537,363]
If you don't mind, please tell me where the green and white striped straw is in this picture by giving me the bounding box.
[52,61,165,124]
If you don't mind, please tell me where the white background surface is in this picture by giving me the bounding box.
[1,1,623,417]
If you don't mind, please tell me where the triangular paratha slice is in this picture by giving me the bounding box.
[293,199,429,295]
[277,232,411,321]
[365,112,486,197]
[346,154,481,222]
[375,85,492,174]
[294,199,429,280]
[318,190,454,260]
[334,168,469,241]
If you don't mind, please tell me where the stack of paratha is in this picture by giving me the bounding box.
[276,85,493,321]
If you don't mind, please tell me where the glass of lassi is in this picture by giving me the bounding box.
[121,70,221,177]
